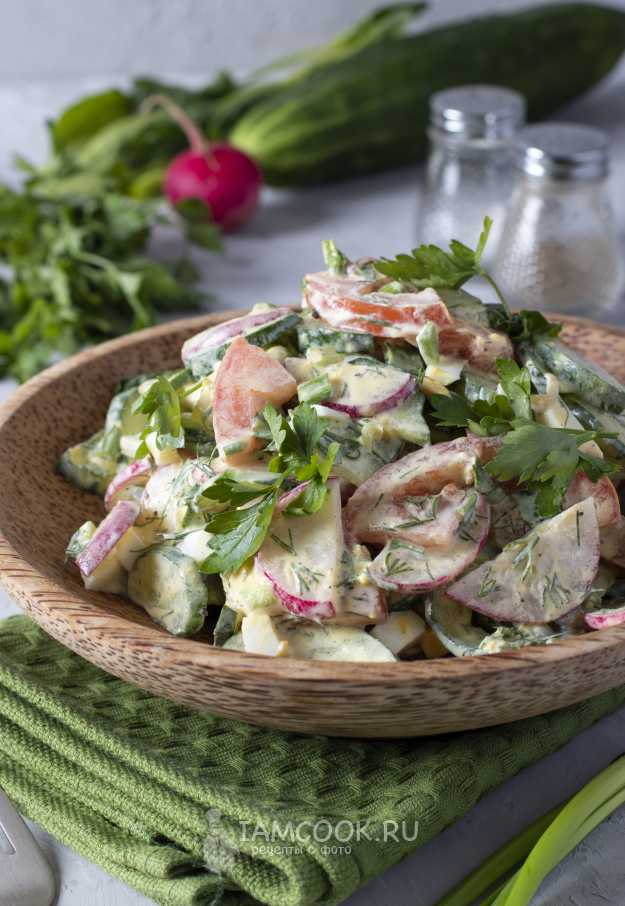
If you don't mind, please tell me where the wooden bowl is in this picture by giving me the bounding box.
[1,312,625,739]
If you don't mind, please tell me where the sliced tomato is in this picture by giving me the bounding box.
[213,336,297,463]
[304,271,452,338]
[438,319,513,374]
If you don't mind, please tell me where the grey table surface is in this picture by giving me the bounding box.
[2,68,625,906]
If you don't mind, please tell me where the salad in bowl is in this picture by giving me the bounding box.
[61,221,625,663]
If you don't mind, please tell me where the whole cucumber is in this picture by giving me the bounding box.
[230,4,625,185]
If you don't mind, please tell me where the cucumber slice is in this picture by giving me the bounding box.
[105,385,148,438]
[189,312,301,377]
[127,545,208,636]
[319,417,402,485]
[213,606,242,646]
[382,342,424,378]
[297,322,374,354]
[533,339,625,413]
[65,521,97,563]
[224,623,396,662]
[363,392,430,446]
[426,591,488,656]
[461,369,498,404]
[564,395,625,460]
[58,427,121,495]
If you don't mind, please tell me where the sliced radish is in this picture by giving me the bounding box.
[181,307,293,364]
[600,516,625,568]
[257,479,343,620]
[438,319,513,374]
[585,604,625,630]
[368,490,490,592]
[76,500,139,578]
[355,484,479,547]
[345,435,500,542]
[564,472,620,529]
[304,270,452,339]
[104,457,152,511]
[322,356,415,418]
[448,499,600,624]
[213,336,297,463]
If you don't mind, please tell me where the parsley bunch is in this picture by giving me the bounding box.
[200,403,339,574]
[0,187,211,381]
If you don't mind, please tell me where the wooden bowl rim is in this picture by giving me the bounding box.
[1,310,625,686]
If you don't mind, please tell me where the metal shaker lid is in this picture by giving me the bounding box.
[513,123,609,180]
[430,85,526,140]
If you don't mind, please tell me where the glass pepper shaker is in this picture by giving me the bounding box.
[416,85,526,263]
[493,124,624,317]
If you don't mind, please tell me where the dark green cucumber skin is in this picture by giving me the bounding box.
[297,323,374,354]
[565,396,625,460]
[189,312,301,377]
[533,339,625,413]
[230,4,625,185]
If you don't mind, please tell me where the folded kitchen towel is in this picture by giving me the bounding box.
[1,614,625,906]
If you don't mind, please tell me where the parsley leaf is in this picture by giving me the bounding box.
[199,403,341,573]
[134,375,185,452]
[488,307,562,345]
[487,422,617,517]
[374,216,509,313]
[201,473,282,506]
[201,488,279,574]
[430,358,532,437]
[495,358,532,421]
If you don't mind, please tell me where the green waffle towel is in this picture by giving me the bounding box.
[2,615,625,906]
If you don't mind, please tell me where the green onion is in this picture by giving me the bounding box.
[491,755,625,905]
[437,755,625,906]
[436,806,561,906]
[298,373,333,404]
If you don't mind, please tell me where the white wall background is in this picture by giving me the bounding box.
[5,0,624,82]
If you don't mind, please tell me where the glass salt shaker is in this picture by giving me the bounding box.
[493,124,624,317]
[416,85,526,264]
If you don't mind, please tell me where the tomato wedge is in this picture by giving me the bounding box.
[213,337,297,462]
[304,271,452,338]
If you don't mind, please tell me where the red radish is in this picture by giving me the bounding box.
[181,307,293,365]
[448,499,600,624]
[257,480,343,620]
[585,605,625,630]
[213,336,297,463]
[368,492,490,592]
[104,457,152,511]
[326,372,415,419]
[355,484,482,547]
[600,515,625,568]
[564,472,620,529]
[345,435,501,541]
[76,500,139,577]
[141,94,262,232]
[304,271,452,338]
